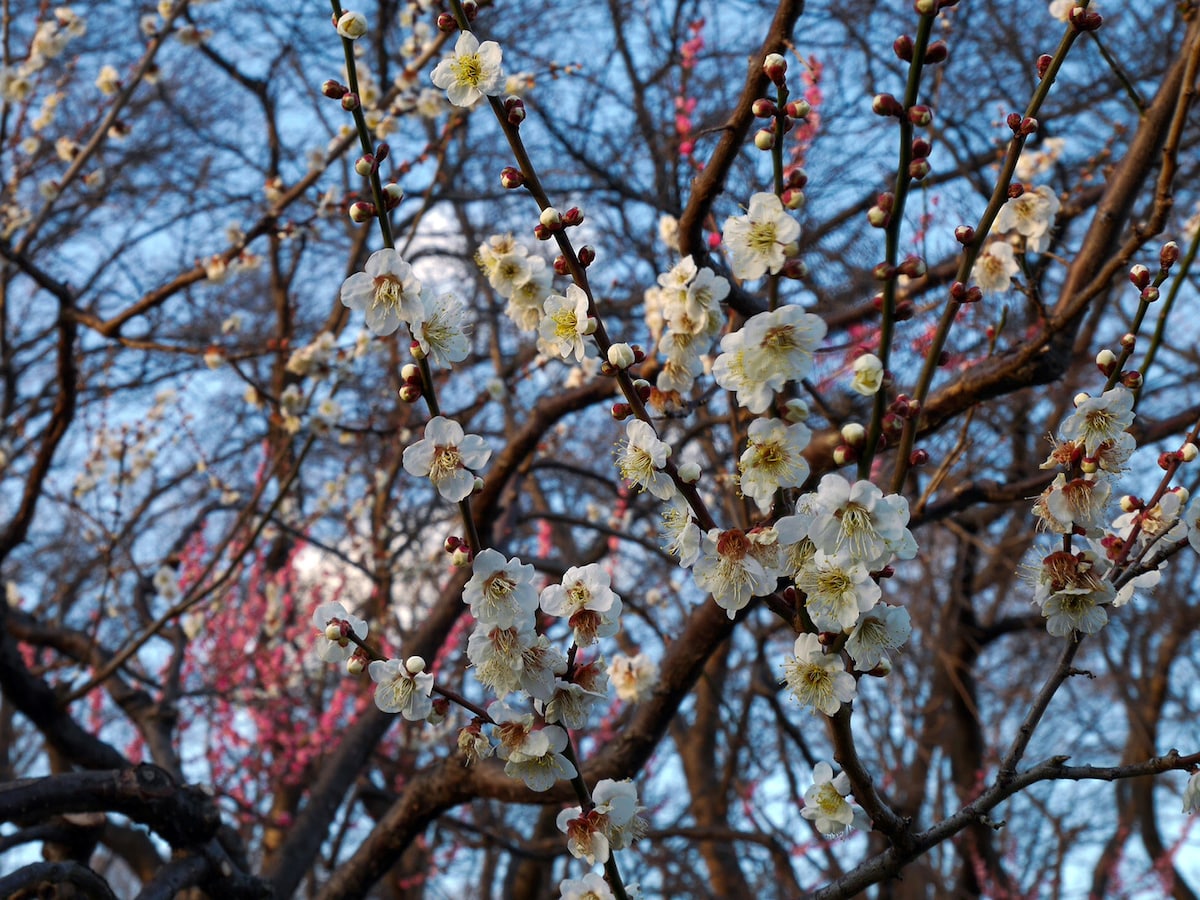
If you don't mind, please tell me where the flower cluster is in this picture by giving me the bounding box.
[476,233,554,331]
[646,256,729,394]
[556,779,646,865]
[713,304,826,413]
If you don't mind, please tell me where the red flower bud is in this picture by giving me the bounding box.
[908,105,933,126]
[500,166,524,189]
[924,41,948,64]
[578,245,596,266]
[1036,54,1053,79]
[893,35,914,61]
[954,225,975,244]
[322,80,349,99]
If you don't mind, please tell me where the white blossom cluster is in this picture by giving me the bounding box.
[972,186,1061,295]
[476,234,555,333]
[1028,384,1200,636]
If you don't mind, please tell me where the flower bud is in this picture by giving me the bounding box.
[909,158,931,180]
[678,462,701,483]
[578,245,596,266]
[907,105,933,126]
[752,98,777,118]
[783,398,810,423]
[633,378,653,401]
[924,40,948,64]
[533,224,552,240]
[336,11,368,40]
[443,535,462,553]
[1036,54,1053,79]
[914,0,937,13]
[833,444,857,466]
[1073,392,1091,408]
[582,317,598,335]
[909,448,929,467]
[404,656,426,674]
[1121,370,1142,390]
[1069,7,1103,30]
[348,201,376,223]
[383,183,403,205]
[611,402,632,420]
[893,35,914,61]
[410,339,426,360]
[436,13,457,32]
[1080,456,1099,475]
[841,423,866,447]
[341,92,360,111]
[1181,443,1198,462]
[1120,332,1136,349]
[399,384,422,403]
[754,128,776,150]
[867,206,890,228]
[867,658,893,678]
[325,622,343,641]
[1140,286,1160,303]
[451,546,472,567]
[1120,495,1141,512]
[955,225,975,244]
[894,300,915,321]
[462,0,478,19]
[763,53,788,84]
[322,80,349,99]
[607,342,636,370]
[401,363,422,383]
[873,261,895,281]
[562,206,585,227]
[786,99,811,118]
[500,166,524,189]
[505,96,526,126]
[911,137,932,159]
[347,654,366,676]
[1020,117,1038,136]
[786,167,808,189]
[1095,348,1117,376]
[1160,241,1180,269]
[873,93,903,117]
[898,254,927,278]
[1159,451,1175,471]
[539,207,562,228]
[553,256,570,276]
[355,155,375,176]
[1007,112,1022,134]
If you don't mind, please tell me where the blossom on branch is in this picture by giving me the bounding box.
[368,656,434,720]
[783,632,857,715]
[340,248,423,335]
[616,419,675,500]
[802,762,859,835]
[722,192,800,280]
[402,416,491,502]
[311,601,368,663]
[430,31,504,108]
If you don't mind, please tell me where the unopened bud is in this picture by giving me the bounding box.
[443,535,462,553]
[1160,241,1180,269]
[539,207,562,228]
[678,462,701,483]
[562,206,584,227]
[841,423,866,447]
[322,80,349,99]
[451,546,472,567]
[955,225,975,244]
[1036,54,1053,79]
[348,201,376,223]
[325,623,343,641]
[833,444,857,466]
[500,167,524,189]
[404,656,426,675]
[436,13,457,32]
[763,52,788,84]
[868,206,890,228]
[355,155,375,176]
[1095,348,1117,376]
[924,40,948,64]
[1181,443,1198,462]
[1069,7,1103,30]
[633,378,653,401]
[1120,332,1136,350]
[1080,456,1099,474]
[908,105,933,126]
[783,398,810,423]
[752,98,777,118]
[553,256,570,276]
[399,384,422,403]
[914,0,937,13]
[611,402,631,420]
[341,92,360,111]
[898,255,927,278]
[581,316,598,335]
[410,339,426,360]
[533,224,552,241]
[872,93,903,117]
[893,35,914,61]
[1140,286,1160,303]
[346,655,366,676]
[1121,370,1142,390]
[786,99,810,118]
[461,0,478,19]
[505,96,525,126]
[1159,451,1176,471]
[873,261,896,281]
[786,167,808,189]
[383,183,403,206]
[909,448,929,467]
[336,11,368,40]
[867,658,893,678]
[911,137,932,159]
[607,343,636,370]
[782,188,806,210]
[754,128,776,150]
[1007,112,1022,134]
[1073,391,1091,408]
[909,158,931,180]
[578,245,596,266]
[401,363,422,383]
[1120,495,1141,512]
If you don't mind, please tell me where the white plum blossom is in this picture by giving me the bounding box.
[661,495,703,567]
[312,601,368,662]
[802,762,857,835]
[783,632,857,715]
[336,11,368,39]
[340,248,423,335]
[616,419,676,500]
[845,605,911,670]
[809,475,913,570]
[539,284,595,361]
[1030,549,1114,636]
[559,872,615,900]
[430,31,504,108]
[849,353,885,396]
[1186,493,1200,554]
[539,564,621,646]
[1033,473,1111,534]
[468,620,566,700]
[722,192,801,280]
[462,549,539,628]
[741,304,826,385]
[491,704,577,791]
[412,290,470,368]
[712,330,772,413]
[544,659,608,729]
[971,240,1021,295]
[402,416,491,502]
[608,652,659,702]
[1060,387,1135,457]
[368,657,434,720]
[1183,770,1200,814]
[994,185,1061,253]
[738,417,812,512]
[797,551,882,632]
[693,528,777,618]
